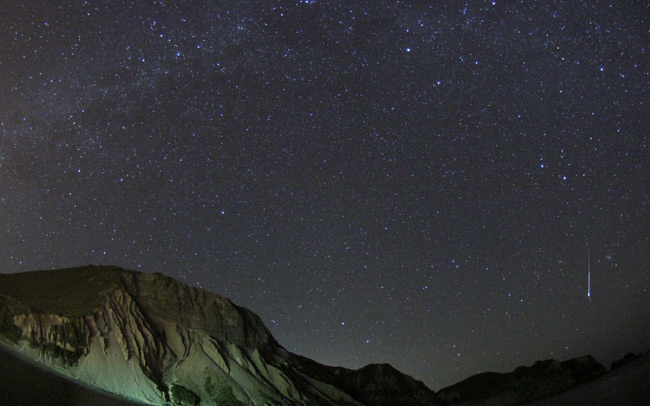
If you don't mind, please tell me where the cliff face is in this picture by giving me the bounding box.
[0,266,443,406]
[437,355,607,406]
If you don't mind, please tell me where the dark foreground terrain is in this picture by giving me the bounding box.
[0,344,148,406]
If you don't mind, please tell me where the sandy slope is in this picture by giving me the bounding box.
[522,355,650,406]
[0,343,151,406]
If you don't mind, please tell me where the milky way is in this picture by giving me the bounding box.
[1,0,648,389]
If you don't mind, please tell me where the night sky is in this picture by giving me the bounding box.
[1,0,649,390]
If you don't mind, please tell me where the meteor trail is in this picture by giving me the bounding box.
[587,241,591,298]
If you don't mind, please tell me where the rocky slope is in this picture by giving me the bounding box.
[0,343,149,406]
[437,355,606,406]
[0,266,444,406]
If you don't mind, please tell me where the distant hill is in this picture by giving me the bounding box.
[521,354,650,406]
[0,265,443,406]
[437,355,606,406]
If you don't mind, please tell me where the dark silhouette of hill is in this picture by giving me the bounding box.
[522,354,650,406]
[437,355,606,405]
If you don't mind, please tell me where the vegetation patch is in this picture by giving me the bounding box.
[170,384,201,406]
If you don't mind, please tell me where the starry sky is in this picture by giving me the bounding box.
[1,0,649,390]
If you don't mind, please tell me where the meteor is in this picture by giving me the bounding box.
[586,241,591,298]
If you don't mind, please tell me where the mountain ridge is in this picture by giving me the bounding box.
[0,265,443,406]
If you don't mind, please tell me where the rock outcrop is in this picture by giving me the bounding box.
[0,265,444,406]
[437,355,606,406]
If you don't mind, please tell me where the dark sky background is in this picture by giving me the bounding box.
[1,0,648,390]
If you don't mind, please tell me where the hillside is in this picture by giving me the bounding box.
[0,265,443,406]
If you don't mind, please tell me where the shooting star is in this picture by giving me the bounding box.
[586,241,591,299]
